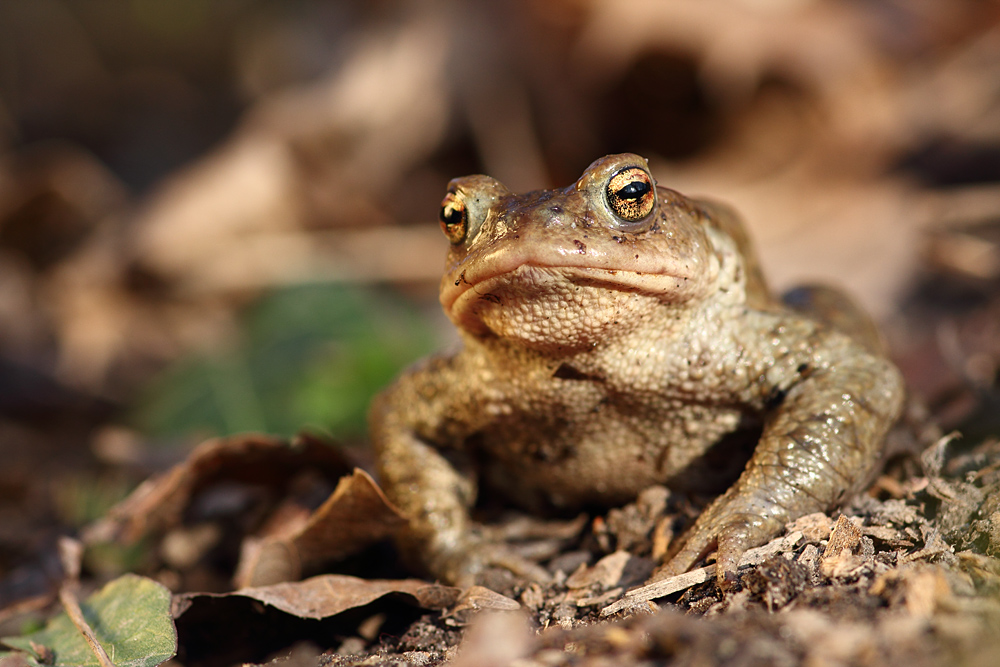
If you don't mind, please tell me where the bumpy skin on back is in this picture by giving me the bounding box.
[370,153,905,586]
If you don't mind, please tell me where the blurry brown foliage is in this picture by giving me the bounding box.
[1,0,998,402]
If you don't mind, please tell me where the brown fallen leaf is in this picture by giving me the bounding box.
[83,433,353,545]
[169,574,460,666]
[172,574,460,621]
[234,468,407,588]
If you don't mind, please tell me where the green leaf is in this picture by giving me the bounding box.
[0,574,176,667]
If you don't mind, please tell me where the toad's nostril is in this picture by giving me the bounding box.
[541,207,572,229]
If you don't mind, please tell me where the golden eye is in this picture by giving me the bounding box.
[606,167,655,223]
[439,192,467,244]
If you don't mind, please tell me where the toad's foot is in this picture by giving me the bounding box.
[424,534,552,589]
[651,487,787,587]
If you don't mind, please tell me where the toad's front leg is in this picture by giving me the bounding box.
[657,325,905,584]
[370,366,548,587]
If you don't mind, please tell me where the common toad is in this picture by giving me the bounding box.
[370,153,904,586]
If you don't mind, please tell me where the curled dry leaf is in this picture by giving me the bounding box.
[82,432,414,590]
[82,433,353,545]
[234,468,407,588]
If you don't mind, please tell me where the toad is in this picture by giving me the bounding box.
[370,153,904,586]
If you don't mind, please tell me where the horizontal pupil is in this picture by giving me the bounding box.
[442,207,462,225]
[617,181,649,199]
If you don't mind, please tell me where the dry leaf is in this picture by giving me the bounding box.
[173,574,460,621]
[83,433,353,545]
[234,469,407,588]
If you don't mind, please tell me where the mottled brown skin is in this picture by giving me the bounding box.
[370,153,905,586]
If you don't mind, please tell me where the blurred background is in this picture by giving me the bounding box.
[2,0,1000,595]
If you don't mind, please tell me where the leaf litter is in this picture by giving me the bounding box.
[12,426,987,666]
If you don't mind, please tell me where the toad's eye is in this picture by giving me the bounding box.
[606,167,655,223]
[439,192,467,244]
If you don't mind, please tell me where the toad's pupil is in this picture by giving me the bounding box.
[442,206,462,226]
[618,181,650,199]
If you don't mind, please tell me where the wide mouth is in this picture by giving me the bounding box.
[444,262,676,343]
[443,258,690,323]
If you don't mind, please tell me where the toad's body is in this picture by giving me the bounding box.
[371,154,904,585]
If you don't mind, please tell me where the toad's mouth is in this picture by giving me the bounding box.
[441,245,703,321]
[444,263,674,317]
[445,264,673,342]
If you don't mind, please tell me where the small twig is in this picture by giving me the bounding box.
[58,537,83,582]
[600,565,715,616]
[58,586,116,667]
[601,531,804,616]
[56,537,115,667]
